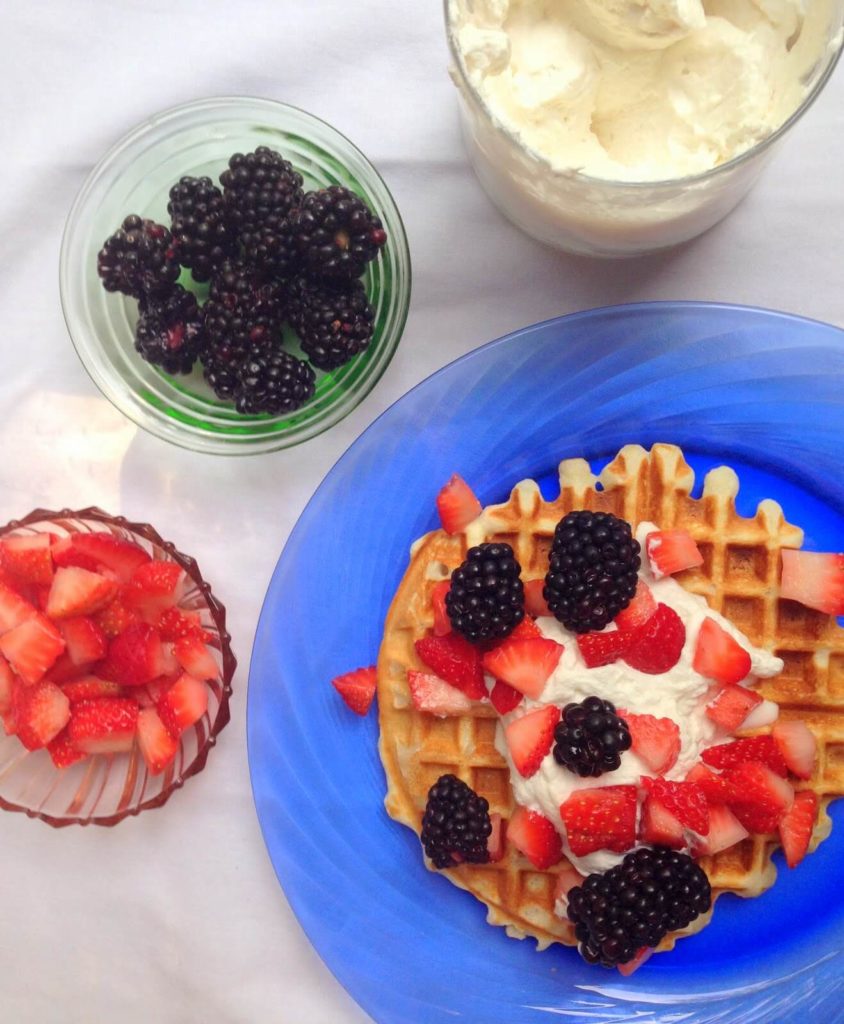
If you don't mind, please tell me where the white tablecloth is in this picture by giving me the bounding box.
[1,3,843,1021]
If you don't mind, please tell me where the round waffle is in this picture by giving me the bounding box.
[377,444,839,955]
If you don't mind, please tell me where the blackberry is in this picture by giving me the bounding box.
[552,696,631,777]
[220,146,304,254]
[135,285,206,375]
[208,259,286,322]
[567,847,711,968]
[420,774,491,869]
[292,185,387,282]
[201,300,281,400]
[288,277,375,371]
[445,543,524,644]
[167,176,236,282]
[96,215,179,298]
[543,511,640,633]
[233,349,315,416]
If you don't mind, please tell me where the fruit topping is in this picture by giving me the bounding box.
[331,666,377,717]
[102,622,169,687]
[167,175,237,283]
[0,615,64,684]
[60,677,123,703]
[693,803,749,856]
[93,596,139,639]
[0,582,36,633]
[507,806,562,869]
[622,603,685,675]
[60,533,150,582]
[552,696,632,778]
[420,774,491,869]
[481,637,564,700]
[435,474,482,535]
[559,785,637,856]
[67,697,139,754]
[172,636,217,681]
[553,862,586,907]
[156,608,210,643]
[156,673,208,738]
[576,628,634,668]
[705,685,762,731]
[613,580,657,631]
[523,578,552,618]
[640,777,709,835]
[13,680,71,750]
[292,185,387,283]
[618,710,680,775]
[135,286,207,375]
[544,511,641,634]
[1,534,54,586]
[685,762,738,804]
[780,549,844,615]
[640,794,685,849]
[446,542,525,644]
[58,616,107,667]
[645,529,703,578]
[0,656,13,712]
[136,707,180,775]
[722,761,794,833]
[96,215,180,299]
[693,618,752,685]
[772,720,817,779]
[504,705,560,778]
[287,276,375,371]
[407,670,473,716]
[778,790,819,868]
[125,560,185,621]
[487,812,506,862]
[415,634,485,700]
[431,581,451,637]
[702,735,788,776]
[45,567,119,619]
[47,729,88,769]
[489,679,524,715]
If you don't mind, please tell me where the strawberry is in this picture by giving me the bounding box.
[693,618,751,685]
[694,803,749,856]
[523,578,552,618]
[60,533,150,583]
[508,617,542,641]
[1,708,16,735]
[553,862,585,906]
[173,635,217,680]
[102,622,168,687]
[156,607,211,643]
[619,710,680,775]
[614,580,657,632]
[617,948,654,977]
[431,580,451,637]
[13,679,71,750]
[724,761,794,833]
[58,616,107,666]
[435,474,482,535]
[481,637,564,699]
[50,535,99,572]
[0,582,36,634]
[0,614,65,684]
[156,672,208,738]
[577,629,634,668]
[135,674,181,709]
[331,666,377,716]
[415,634,485,700]
[136,706,179,774]
[772,720,817,780]
[489,679,524,715]
[705,685,762,731]
[504,705,560,778]
[641,777,709,835]
[640,795,686,849]
[622,603,685,675]
[778,790,818,868]
[780,549,844,615]
[47,728,87,769]
[559,786,638,856]
[1,534,54,586]
[407,670,473,716]
[45,567,119,619]
[487,813,506,862]
[645,529,703,578]
[506,806,562,869]
[0,656,13,713]
[60,676,123,703]
[47,652,92,683]
[67,697,139,754]
[125,560,185,621]
[685,762,738,805]
[702,736,788,776]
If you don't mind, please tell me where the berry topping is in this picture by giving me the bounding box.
[58,616,107,667]
[415,634,485,700]
[96,215,180,299]
[13,680,70,751]
[487,813,506,862]
[544,510,641,634]
[552,697,632,778]
[45,567,119,620]
[622,603,685,675]
[506,806,563,870]
[407,670,474,717]
[431,580,451,637]
[645,529,704,579]
[772,720,817,780]
[504,704,560,778]
[156,608,210,644]
[331,666,377,717]
[1,534,54,586]
[156,673,208,738]
[60,677,123,703]
[640,793,686,849]
[58,533,150,583]
[482,636,564,700]
[685,762,738,804]
[0,615,65,684]
[723,761,794,833]
[640,777,709,835]
[778,790,818,868]
[67,697,139,755]
[446,542,525,644]
[167,175,236,282]
[613,580,657,631]
[576,628,635,668]
[172,636,217,681]
[102,622,169,688]
[435,474,482,535]
[0,581,36,633]
[523,578,552,618]
[702,735,788,776]
[135,286,207,375]
[780,549,844,615]
[566,847,711,967]
[420,774,491,869]
[136,706,180,775]
[288,277,375,371]
[694,803,749,856]
[559,785,638,856]
[489,679,524,715]
[693,618,752,685]
[292,185,387,282]
[705,684,762,731]
[125,560,185,622]
[618,710,680,775]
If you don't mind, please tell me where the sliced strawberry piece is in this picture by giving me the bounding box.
[47,652,92,683]
[431,580,451,637]
[436,474,482,535]
[641,777,709,835]
[619,710,680,775]
[617,947,654,976]
[47,728,87,768]
[778,790,818,868]
[780,549,844,615]
[136,674,181,709]
[407,670,473,716]
[705,685,762,731]
[553,862,585,907]
[156,607,211,643]
[640,795,686,849]
[702,736,788,776]
[685,762,738,805]
[137,706,179,775]
[67,696,139,754]
[45,567,119,619]
[504,705,560,778]
[172,635,217,680]
[489,679,524,715]
[125,560,185,622]
[331,666,377,716]
[63,533,150,583]
[560,786,638,857]
[482,637,563,700]
[772,720,818,780]
[507,617,542,640]
[93,595,140,639]
[102,622,168,687]
[0,614,65,684]
[487,813,506,862]
[1,534,54,586]
[523,578,552,618]
[577,629,635,668]
[0,656,13,713]
[694,803,750,856]
[58,616,107,666]
[724,761,794,832]
[156,672,208,738]
[622,603,685,675]
[60,676,123,703]
[13,679,71,750]
[0,582,36,634]
[415,634,485,700]
[693,618,751,685]
[51,535,99,572]
[507,806,562,869]
[645,529,703,578]
[614,580,657,632]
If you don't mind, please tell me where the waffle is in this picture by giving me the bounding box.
[376,443,842,955]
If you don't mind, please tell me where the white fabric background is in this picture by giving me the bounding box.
[0,2,842,1021]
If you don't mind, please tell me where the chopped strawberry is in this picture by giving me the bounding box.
[507,617,542,640]
[645,529,704,578]
[94,595,139,639]
[137,707,179,774]
[435,474,482,534]
[772,720,817,780]
[102,622,168,687]
[47,652,91,683]
[156,607,211,643]
[1,534,54,586]
[173,635,217,680]
[331,666,377,716]
[693,618,751,685]
[61,533,150,583]
[489,679,524,715]
[407,670,473,716]
[619,710,680,775]
[702,736,788,776]
[724,761,794,833]
[617,947,654,976]
[523,578,552,618]
[51,535,100,572]
[487,813,506,862]
[778,790,818,868]
[482,637,563,699]
[431,581,451,637]
[705,685,762,731]
[641,777,709,835]
[0,656,13,712]
[640,795,686,849]
[47,728,87,768]
[622,603,685,675]
[13,679,71,750]
[45,566,119,619]
[577,628,635,668]
[136,674,180,709]
[694,803,749,856]
[125,560,185,622]
[0,614,65,684]
[415,634,485,700]
[58,616,107,666]
[504,705,560,778]
[1,708,16,735]
[67,697,139,754]
[614,580,657,631]
[507,806,562,869]
[685,762,737,805]
[553,862,585,906]
[156,673,208,738]
[780,549,844,615]
[560,786,638,856]
[0,582,36,634]
[60,676,123,703]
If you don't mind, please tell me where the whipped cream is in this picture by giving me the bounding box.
[493,522,783,876]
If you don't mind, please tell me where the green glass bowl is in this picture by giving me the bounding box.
[60,96,411,455]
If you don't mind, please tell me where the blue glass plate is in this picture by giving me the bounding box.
[248,302,844,1024]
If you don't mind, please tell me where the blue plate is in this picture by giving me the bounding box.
[248,302,844,1024]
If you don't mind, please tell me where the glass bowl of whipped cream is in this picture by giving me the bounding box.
[445,0,844,257]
